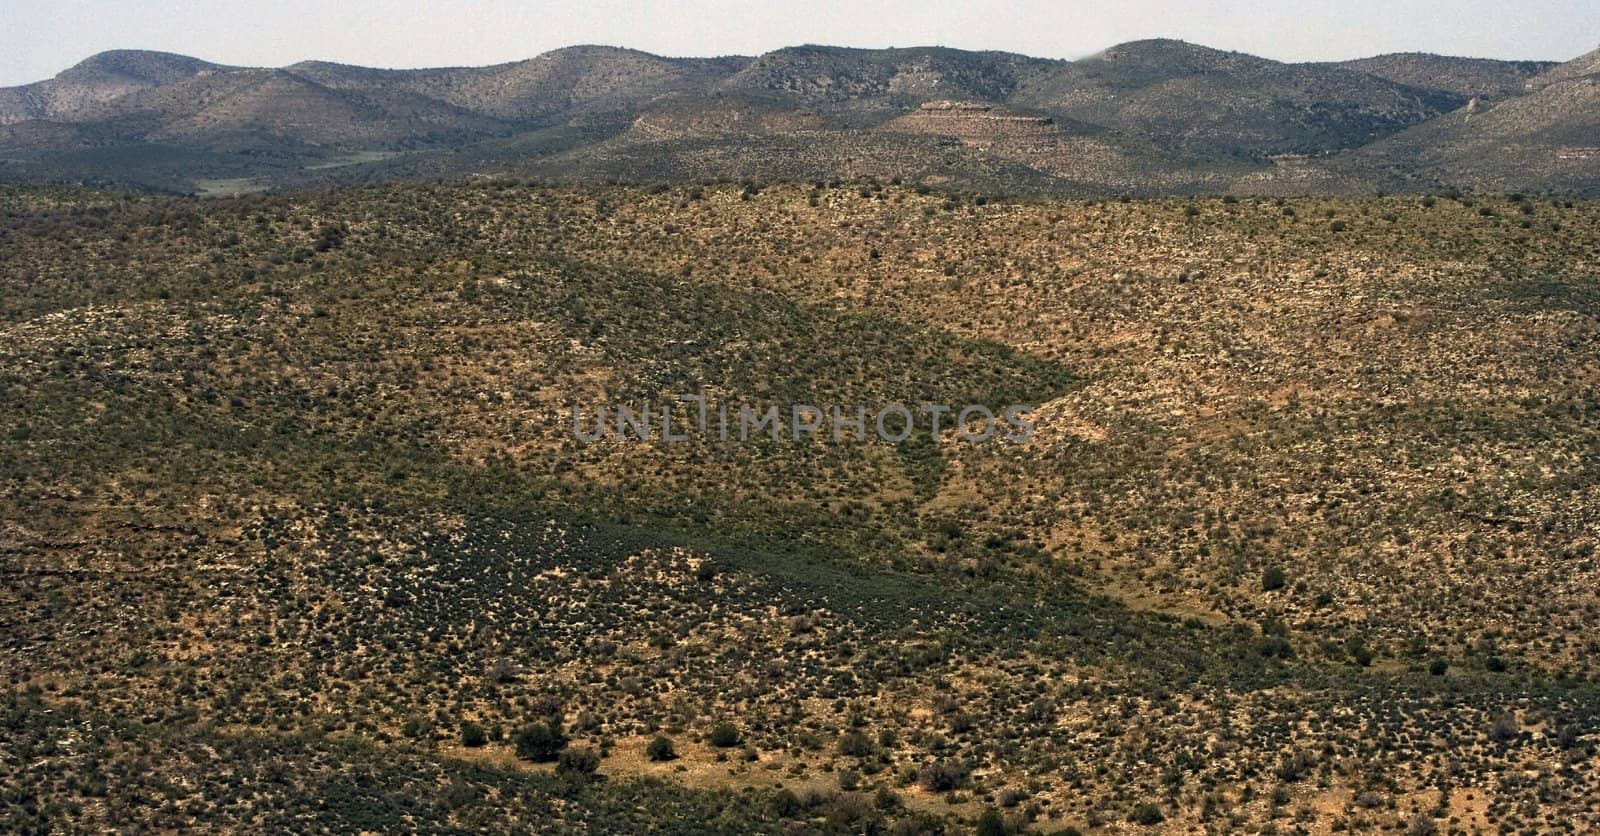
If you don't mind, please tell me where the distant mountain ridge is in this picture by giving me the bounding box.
[1,39,1595,195]
[1329,53,1556,99]
[1350,45,1600,194]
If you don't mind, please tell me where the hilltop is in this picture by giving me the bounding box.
[1,39,1595,195]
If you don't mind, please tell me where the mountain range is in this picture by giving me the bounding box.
[1,39,1595,195]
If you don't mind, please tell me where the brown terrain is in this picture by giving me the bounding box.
[1,178,1597,832]
[0,39,1595,196]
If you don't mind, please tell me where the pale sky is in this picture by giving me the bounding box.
[2,0,1596,87]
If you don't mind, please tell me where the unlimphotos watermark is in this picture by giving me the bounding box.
[573,395,1035,444]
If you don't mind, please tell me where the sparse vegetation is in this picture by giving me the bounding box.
[1,180,1597,832]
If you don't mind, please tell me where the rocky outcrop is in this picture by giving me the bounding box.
[883,100,1059,141]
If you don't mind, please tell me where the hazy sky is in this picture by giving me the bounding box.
[3,0,1596,86]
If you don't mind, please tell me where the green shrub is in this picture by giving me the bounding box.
[918,760,966,792]
[768,788,803,818]
[1489,711,1519,743]
[708,723,741,748]
[646,736,677,762]
[513,720,567,762]
[1130,802,1165,825]
[556,747,600,778]
[977,809,1007,836]
[837,729,873,757]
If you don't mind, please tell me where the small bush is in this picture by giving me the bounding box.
[556,747,600,778]
[708,723,741,748]
[919,760,967,792]
[1130,802,1165,825]
[646,736,678,762]
[512,720,567,762]
[837,730,874,757]
[976,809,1007,836]
[1275,748,1316,782]
[1489,711,1519,743]
[768,788,803,818]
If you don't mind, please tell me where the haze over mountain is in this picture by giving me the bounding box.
[1,39,1595,195]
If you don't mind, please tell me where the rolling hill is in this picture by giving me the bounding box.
[1353,46,1600,194]
[1331,53,1556,99]
[0,40,1594,195]
[1009,39,1466,155]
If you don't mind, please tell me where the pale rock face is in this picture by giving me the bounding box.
[886,100,1059,141]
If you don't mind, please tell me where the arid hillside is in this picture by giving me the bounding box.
[2,179,1597,832]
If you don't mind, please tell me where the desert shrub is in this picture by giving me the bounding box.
[1489,711,1519,743]
[1275,748,1316,782]
[837,730,874,757]
[1555,724,1583,750]
[1258,635,1293,659]
[822,793,876,830]
[1129,802,1165,825]
[1346,636,1375,667]
[768,788,803,818]
[708,723,741,748]
[646,736,677,762]
[513,720,567,762]
[400,716,429,739]
[919,760,966,792]
[556,747,600,778]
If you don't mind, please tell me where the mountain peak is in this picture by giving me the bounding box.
[1084,38,1262,74]
[530,44,667,62]
[1094,39,1236,60]
[63,50,220,84]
